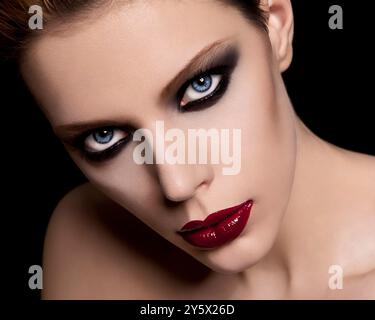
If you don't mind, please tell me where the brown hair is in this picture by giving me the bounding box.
[0,0,268,62]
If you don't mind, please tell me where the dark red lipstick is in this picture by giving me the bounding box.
[177,200,253,249]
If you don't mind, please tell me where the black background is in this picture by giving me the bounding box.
[1,0,373,300]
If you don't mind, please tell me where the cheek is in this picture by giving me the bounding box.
[221,46,297,230]
[69,149,165,227]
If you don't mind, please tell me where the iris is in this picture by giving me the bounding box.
[192,75,212,92]
[93,129,114,144]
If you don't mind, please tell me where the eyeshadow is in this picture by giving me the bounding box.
[179,43,240,92]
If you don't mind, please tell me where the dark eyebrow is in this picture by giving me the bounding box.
[54,120,129,143]
[159,36,238,103]
[54,36,238,141]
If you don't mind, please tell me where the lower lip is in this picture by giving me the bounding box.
[177,200,253,249]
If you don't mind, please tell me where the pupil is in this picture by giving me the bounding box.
[99,130,108,137]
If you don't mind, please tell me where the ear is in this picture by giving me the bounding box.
[261,0,294,72]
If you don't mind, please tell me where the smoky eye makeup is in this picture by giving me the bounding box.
[61,42,240,164]
[176,44,240,112]
[68,126,133,162]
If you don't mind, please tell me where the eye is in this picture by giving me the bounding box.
[180,74,222,108]
[84,128,128,153]
[175,45,240,111]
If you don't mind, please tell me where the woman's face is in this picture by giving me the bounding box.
[22,0,297,273]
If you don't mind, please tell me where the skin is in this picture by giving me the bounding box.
[20,0,375,299]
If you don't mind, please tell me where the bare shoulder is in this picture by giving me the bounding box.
[41,183,158,299]
[339,151,375,290]
[41,182,128,299]
[41,183,208,299]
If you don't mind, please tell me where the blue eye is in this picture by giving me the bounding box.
[93,129,114,144]
[177,46,239,111]
[191,76,213,92]
[180,74,222,108]
[84,128,128,153]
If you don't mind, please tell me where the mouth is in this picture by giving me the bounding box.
[176,199,253,249]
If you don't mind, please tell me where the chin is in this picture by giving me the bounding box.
[194,232,275,275]
[204,255,260,275]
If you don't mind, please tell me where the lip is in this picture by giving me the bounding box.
[177,200,253,249]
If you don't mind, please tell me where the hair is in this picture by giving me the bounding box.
[0,0,268,62]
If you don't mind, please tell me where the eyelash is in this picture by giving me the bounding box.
[73,127,132,162]
[82,133,131,162]
[176,65,233,112]
[76,64,235,162]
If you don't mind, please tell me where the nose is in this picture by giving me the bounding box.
[157,162,214,202]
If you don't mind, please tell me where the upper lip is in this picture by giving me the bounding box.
[177,200,253,233]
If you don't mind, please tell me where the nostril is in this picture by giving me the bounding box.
[156,162,214,203]
[162,184,195,203]
[196,181,208,191]
[163,197,182,208]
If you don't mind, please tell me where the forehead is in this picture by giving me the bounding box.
[22,0,256,126]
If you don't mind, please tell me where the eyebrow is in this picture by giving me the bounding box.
[54,119,130,143]
[159,36,238,103]
[54,36,238,141]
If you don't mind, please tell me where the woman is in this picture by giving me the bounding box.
[1,0,374,299]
